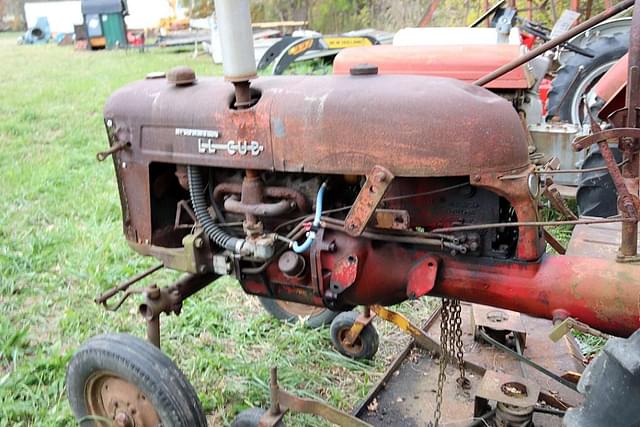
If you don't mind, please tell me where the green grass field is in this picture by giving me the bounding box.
[0,33,437,426]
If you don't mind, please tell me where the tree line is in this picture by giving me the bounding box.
[1,0,621,33]
[198,0,621,33]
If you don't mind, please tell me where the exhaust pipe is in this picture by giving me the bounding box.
[214,0,257,108]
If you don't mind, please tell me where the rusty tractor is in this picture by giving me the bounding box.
[67,1,640,426]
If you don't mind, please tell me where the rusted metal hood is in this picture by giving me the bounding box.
[104,74,529,177]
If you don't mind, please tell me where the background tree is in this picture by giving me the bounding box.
[1,0,621,33]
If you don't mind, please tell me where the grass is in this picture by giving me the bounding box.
[0,33,436,426]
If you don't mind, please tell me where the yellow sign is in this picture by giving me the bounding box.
[288,39,314,56]
[323,37,373,49]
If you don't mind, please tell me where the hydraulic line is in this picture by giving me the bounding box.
[292,182,327,253]
[187,165,244,252]
[320,217,468,253]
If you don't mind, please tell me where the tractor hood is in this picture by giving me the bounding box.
[333,45,533,90]
[104,74,529,177]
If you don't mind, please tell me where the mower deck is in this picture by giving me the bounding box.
[354,303,584,426]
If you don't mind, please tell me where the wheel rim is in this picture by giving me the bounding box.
[570,60,619,125]
[337,327,364,355]
[275,300,327,318]
[85,371,161,427]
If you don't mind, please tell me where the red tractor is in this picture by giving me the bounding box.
[66,1,640,426]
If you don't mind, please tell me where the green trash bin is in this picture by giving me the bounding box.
[81,0,128,49]
[101,13,127,48]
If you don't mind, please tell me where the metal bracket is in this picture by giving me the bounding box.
[572,128,640,152]
[138,273,218,348]
[344,306,376,347]
[150,230,209,274]
[543,182,578,221]
[371,305,439,353]
[174,199,197,227]
[259,367,372,427]
[344,165,394,236]
[471,304,527,350]
[406,256,439,299]
[329,254,358,293]
[371,304,486,375]
[373,209,410,230]
[549,317,609,343]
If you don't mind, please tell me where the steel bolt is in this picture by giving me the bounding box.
[373,172,386,183]
[472,175,481,183]
[106,119,113,128]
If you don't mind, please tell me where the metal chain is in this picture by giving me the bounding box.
[452,300,469,388]
[433,298,468,427]
[447,301,457,361]
[433,300,450,427]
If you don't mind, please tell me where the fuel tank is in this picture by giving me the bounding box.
[104,73,529,177]
[333,45,532,89]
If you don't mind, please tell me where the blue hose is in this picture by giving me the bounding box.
[292,182,327,253]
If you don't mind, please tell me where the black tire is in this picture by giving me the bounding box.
[231,408,286,427]
[66,333,207,427]
[576,146,623,217]
[329,311,379,360]
[258,297,339,329]
[547,33,629,124]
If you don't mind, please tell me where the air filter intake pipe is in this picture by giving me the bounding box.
[214,0,257,107]
[187,165,245,253]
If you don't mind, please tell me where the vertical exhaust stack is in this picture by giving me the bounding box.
[214,0,257,109]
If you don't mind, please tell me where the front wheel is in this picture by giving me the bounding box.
[329,311,379,360]
[66,333,207,427]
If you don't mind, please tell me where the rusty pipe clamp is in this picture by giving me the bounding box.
[138,284,184,320]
